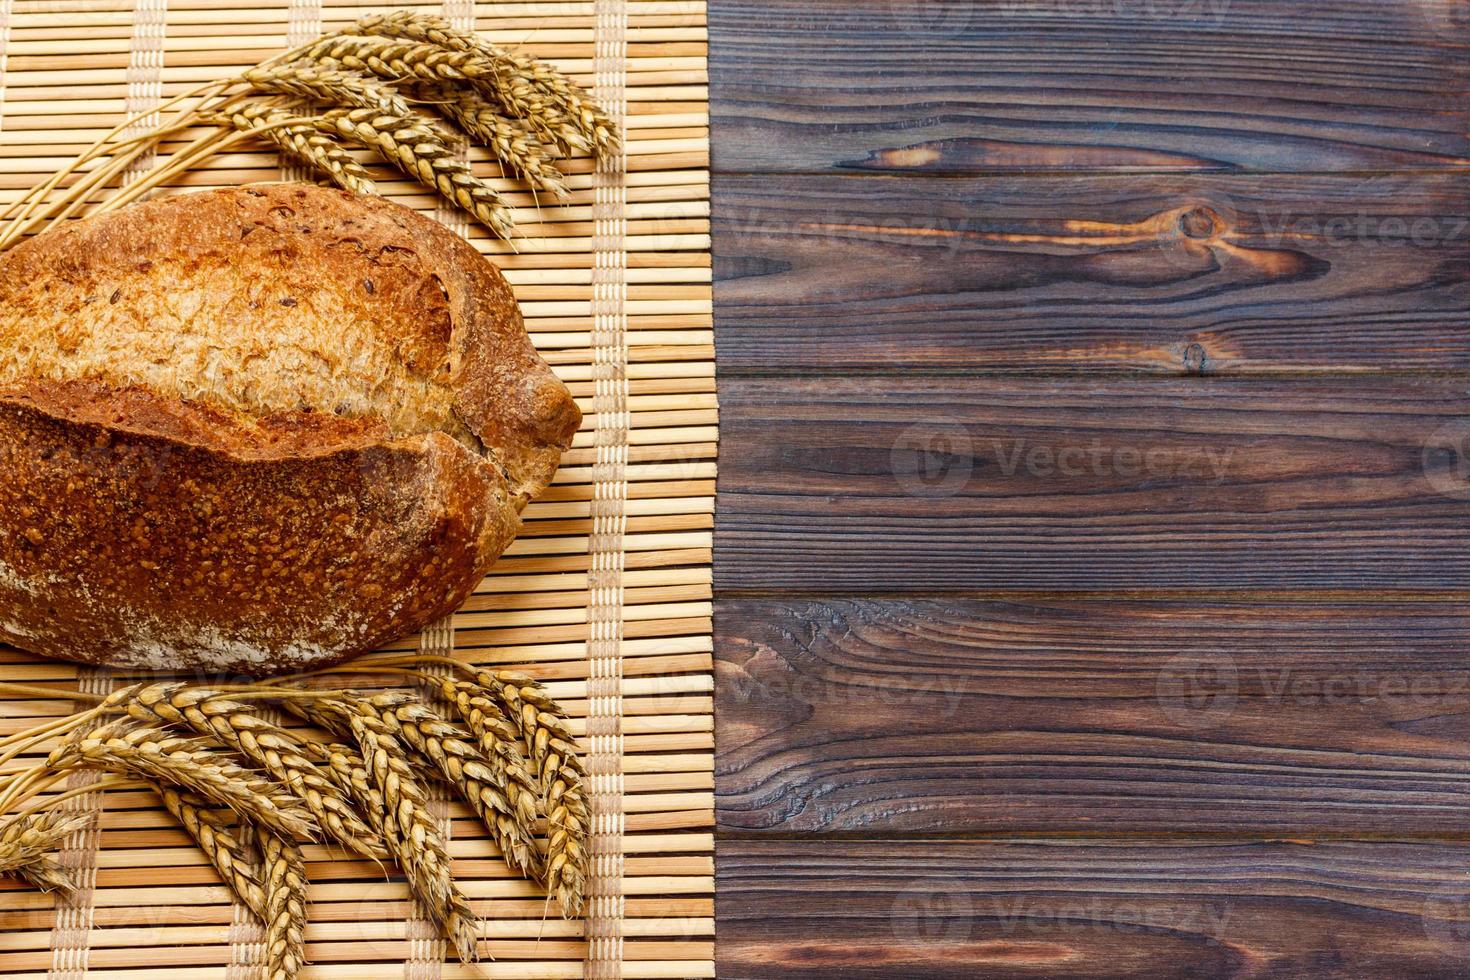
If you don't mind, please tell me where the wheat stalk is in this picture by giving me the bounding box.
[46,720,317,843]
[125,683,387,861]
[432,679,542,837]
[15,856,78,895]
[287,693,479,963]
[156,784,268,918]
[243,62,411,116]
[0,9,623,252]
[0,809,88,896]
[369,697,541,879]
[430,88,568,197]
[256,826,309,980]
[302,35,496,91]
[206,102,377,196]
[314,107,512,238]
[0,809,90,872]
[348,11,618,155]
[461,670,588,917]
[305,33,587,156]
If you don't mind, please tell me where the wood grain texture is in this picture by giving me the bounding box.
[716,376,1470,592]
[717,838,1470,979]
[710,0,1470,174]
[713,173,1470,373]
[717,598,1470,833]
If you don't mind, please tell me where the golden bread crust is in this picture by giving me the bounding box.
[0,184,577,673]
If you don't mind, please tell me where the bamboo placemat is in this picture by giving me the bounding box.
[0,1,714,977]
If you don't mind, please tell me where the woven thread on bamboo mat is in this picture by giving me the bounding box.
[0,1,714,976]
[0,0,10,132]
[587,0,630,975]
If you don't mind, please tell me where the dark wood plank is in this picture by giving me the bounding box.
[716,376,1470,592]
[717,838,1470,979]
[713,173,1470,374]
[710,0,1470,174]
[716,598,1470,833]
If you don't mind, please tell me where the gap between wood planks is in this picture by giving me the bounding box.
[712,830,1470,843]
[711,589,1470,601]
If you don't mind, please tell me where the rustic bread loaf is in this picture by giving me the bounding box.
[0,183,580,674]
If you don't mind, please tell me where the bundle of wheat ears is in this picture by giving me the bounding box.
[0,656,590,976]
[0,9,620,251]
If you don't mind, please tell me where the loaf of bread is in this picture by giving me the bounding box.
[0,183,580,674]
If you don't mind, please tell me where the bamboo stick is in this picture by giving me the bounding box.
[0,5,715,977]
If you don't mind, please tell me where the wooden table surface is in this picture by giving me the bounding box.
[707,1,1470,976]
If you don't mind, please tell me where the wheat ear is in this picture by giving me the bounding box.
[256,826,309,980]
[305,33,585,155]
[347,701,478,963]
[302,35,495,90]
[370,698,541,879]
[0,809,90,872]
[287,694,478,964]
[47,720,317,843]
[125,683,386,861]
[348,11,619,154]
[459,670,588,917]
[430,88,568,197]
[0,810,89,895]
[205,102,377,196]
[300,738,374,807]
[432,679,543,841]
[0,811,88,897]
[243,62,411,116]
[15,856,78,895]
[156,784,268,918]
[315,107,512,238]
